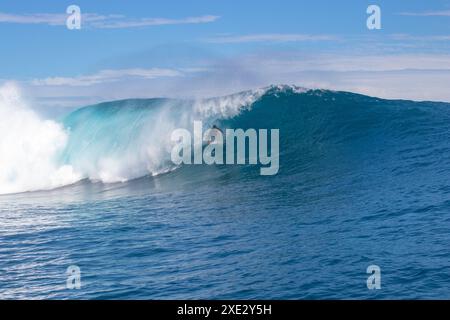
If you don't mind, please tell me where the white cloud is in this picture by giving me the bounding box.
[0,12,66,25]
[239,53,450,101]
[250,53,450,72]
[399,10,450,17]
[92,15,219,29]
[31,68,184,86]
[14,53,450,112]
[206,33,337,43]
[390,33,450,41]
[0,12,219,28]
[156,53,450,102]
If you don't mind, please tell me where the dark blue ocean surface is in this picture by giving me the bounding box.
[1,87,450,299]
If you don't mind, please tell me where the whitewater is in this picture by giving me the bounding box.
[0,83,272,195]
[0,83,81,194]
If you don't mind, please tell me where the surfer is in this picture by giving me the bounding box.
[211,125,223,134]
[207,125,224,145]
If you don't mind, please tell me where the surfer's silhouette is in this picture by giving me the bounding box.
[207,125,224,145]
[211,125,223,134]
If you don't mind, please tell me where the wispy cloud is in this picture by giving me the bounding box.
[31,68,184,86]
[206,33,337,43]
[399,10,450,17]
[93,15,219,29]
[249,53,450,72]
[12,53,450,111]
[0,12,68,25]
[390,33,450,41]
[0,12,219,28]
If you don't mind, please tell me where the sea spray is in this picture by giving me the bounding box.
[0,83,81,194]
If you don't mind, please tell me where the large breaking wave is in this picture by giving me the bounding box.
[0,83,268,194]
[1,82,450,195]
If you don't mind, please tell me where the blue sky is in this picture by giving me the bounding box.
[1,0,450,110]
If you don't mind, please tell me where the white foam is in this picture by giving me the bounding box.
[0,83,81,195]
[193,87,266,119]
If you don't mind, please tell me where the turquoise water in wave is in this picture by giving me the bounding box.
[1,87,450,299]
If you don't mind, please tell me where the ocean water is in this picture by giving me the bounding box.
[1,85,450,299]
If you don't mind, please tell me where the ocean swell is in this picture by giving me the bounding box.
[0,83,267,194]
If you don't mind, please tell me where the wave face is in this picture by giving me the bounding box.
[1,83,450,195]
